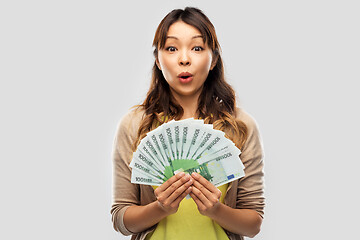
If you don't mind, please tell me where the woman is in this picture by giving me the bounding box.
[111,7,265,240]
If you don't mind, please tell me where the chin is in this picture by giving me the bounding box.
[176,91,199,97]
[169,85,204,99]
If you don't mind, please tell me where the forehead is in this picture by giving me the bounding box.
[166,21,203,41]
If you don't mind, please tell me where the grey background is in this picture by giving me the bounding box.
[1,0,359,239]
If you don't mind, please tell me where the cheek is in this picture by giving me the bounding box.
[197,54,212,74]
[159,55,176,77]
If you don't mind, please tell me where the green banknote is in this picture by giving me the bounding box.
[130,118,245,187]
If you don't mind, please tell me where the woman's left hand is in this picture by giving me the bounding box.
[189,172,222,218]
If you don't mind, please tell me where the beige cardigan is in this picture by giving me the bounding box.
[110,107,265,240]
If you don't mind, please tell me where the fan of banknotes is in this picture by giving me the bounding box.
[130,118,245,187]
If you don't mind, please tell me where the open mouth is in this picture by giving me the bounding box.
[178,75,193,83]
[178,72,193,83]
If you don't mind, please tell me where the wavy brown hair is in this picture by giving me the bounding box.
[133,7,248,151]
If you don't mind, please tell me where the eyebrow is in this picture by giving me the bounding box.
[166,35,203,40]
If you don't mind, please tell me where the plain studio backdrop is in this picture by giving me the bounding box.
[0,0,359,239]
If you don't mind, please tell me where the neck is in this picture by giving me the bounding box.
[171,92,200,120]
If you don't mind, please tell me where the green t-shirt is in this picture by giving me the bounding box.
[145,184,229,240]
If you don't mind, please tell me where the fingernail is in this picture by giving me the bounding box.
[192,172,198,178]
[178,172,185,177]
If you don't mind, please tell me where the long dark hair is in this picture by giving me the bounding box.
[133,7,247,151]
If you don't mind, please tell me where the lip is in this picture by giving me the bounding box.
[178,76,193,83]
[177,72,193,83]
[177,72,193,78]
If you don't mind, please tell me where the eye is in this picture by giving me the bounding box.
[193,46,204,51]
[165,46,177,52]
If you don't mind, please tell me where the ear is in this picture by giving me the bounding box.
[210,54,219,71]
[155,58,162,71]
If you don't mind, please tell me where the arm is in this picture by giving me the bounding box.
[110,110,141,235]
[110,110,193,235]
[209,205,262,238]
[123,172,193,233]
[189,172,262,238]
[190,110,265,238]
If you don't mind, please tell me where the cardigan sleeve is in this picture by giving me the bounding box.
[236,109,265,218]
[110,108,143,235]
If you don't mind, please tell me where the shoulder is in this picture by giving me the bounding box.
[115,106,146,139]
[118,106,146,127]
[234,107,260,133]
[235,107,264,153]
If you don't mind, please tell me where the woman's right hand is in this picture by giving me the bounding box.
[154,172,193,215]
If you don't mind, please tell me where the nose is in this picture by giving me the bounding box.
[179,50,190,66]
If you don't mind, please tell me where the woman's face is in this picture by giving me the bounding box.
[156,21,215,101]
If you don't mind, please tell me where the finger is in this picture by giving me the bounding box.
[191,172,219,193]
[157,173,192,202]
[155,172,185,194]
[189,191,206,210]
[171,186,193,207]
[191,185,211,205]
[192,184,222,211]
[192,179,214,201]
[166,175,193,203]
